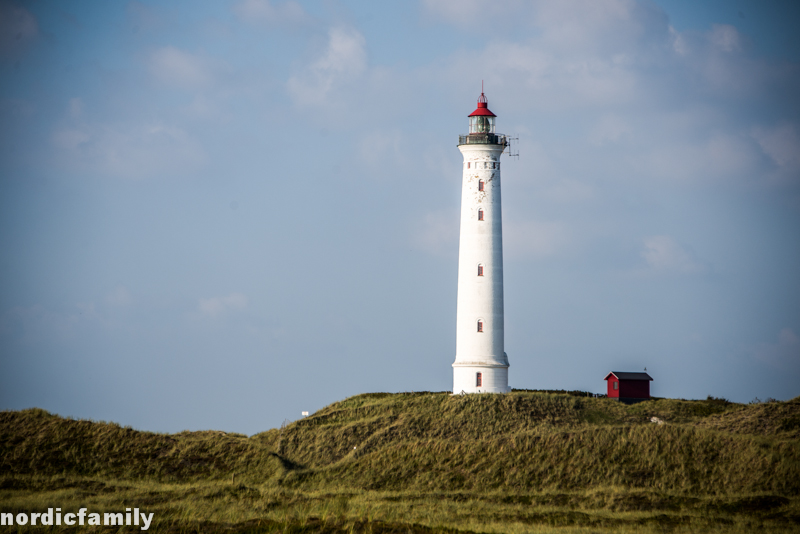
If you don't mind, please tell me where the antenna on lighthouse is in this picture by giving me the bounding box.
[506,134,519,159]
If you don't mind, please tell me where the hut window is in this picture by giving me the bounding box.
[613,382,618,390]
[476,373,482,387]
[478,180,484,191]
[478,209,484,221]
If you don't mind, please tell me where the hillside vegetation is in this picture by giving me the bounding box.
[2,392,799,533]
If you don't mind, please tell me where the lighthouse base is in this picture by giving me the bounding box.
[452,363,510,394]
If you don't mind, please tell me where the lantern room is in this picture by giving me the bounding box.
[468,92,496,134]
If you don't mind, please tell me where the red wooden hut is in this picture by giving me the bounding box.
[604,371,653,402]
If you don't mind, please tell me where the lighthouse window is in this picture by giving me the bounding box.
[467,162,471,169]
[477,320,483,333]
[477,264,484,276]
[478,209,484,221]
[476,373,482,387]
[478,180,484,191]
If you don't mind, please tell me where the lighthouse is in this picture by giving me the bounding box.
[452,91,511,394]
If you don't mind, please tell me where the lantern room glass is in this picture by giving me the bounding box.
[469,115,495,134]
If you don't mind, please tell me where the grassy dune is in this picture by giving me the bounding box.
[1,392,799,533]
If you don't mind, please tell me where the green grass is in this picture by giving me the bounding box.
[2,392,799,533]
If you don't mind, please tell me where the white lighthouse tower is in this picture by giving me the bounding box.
[452,91,511,394]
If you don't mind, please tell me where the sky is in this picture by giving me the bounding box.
[1,0,799,435]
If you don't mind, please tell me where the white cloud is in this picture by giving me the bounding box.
[126,1,164,33]
[420,0,799,195]
[434,2,669,117]
[68,97,83,119]
[0,2,38,60]
[678,24,761,97]
[106,286,132,307]
[51,99,206,179]
[534,0,669,55]
[52,128,90,152]
[198,293,248,317]
[0,305,81,343]
[541,180,594,204]
[752,123,800,185]
[704,132,763,178]
[52,121,205,179]
[421,0,527,27]
[413,210,458,256]
[424,0,668,57]
[358,130,406,169]
[629,127,764,185]
[505,220,568,259]
[641,235,705,274]
[707,24,742,53]
[233,0,307,26]
[149,46,213,88]
[752,328,800,370]
[446,40,642,112]
[671,27,690,56]
[183,94,227,121]
[588,114,632,146]
[0,290,144,344]
[286,27,366,106]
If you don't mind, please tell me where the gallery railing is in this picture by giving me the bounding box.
[458,133,508,146]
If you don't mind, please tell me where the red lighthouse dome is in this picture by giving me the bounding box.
[468,92,496,134]
[468,92,497,117]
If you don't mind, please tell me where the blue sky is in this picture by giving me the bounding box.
[1,0,798,435]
